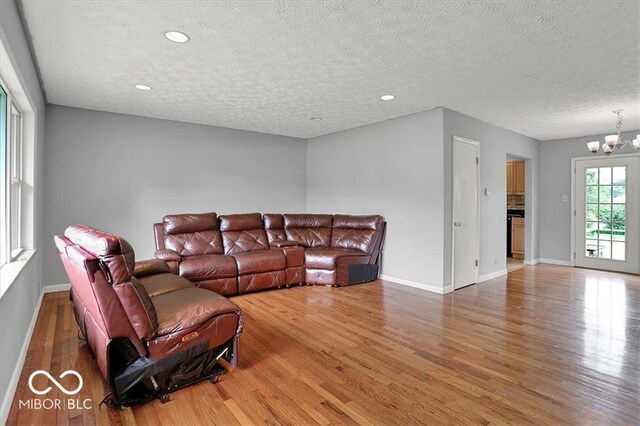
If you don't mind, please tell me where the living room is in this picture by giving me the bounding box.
[1,1,638,424]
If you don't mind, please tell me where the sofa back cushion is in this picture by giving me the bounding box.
[163,213,223,256]
[219,213,269,255]
[64,224,135,284]
[331,215,383,254]
[263,213,286,243]
[283,214,333,248]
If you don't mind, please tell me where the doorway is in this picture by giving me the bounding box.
[452,136,479,289]
[574,156,639,274]
[506,157,526,272]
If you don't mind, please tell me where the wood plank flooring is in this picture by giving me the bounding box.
[7,265,640,425]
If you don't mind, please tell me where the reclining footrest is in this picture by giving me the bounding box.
[112,340,234,405]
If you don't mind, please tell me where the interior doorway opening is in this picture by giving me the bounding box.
[506,156,526,272]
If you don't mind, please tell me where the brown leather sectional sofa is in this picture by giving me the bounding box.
[153,213,386,294]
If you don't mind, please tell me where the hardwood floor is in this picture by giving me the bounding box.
[506,257,524,272]
[8,265,640,425]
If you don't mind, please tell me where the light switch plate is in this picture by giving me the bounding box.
[485,188,491,196]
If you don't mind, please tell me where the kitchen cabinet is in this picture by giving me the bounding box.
[507,160,525,195]
[514,161,525,194]
[511,217,525,259]
[506,162,514,194]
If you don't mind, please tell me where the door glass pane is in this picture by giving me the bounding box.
[612,186,625,203]
[598,204,611,222]
[586,204,598,221]
[612,242,625,260]
[584,166,625,261]
[612,167,625,185]
[612,223,625,241]
[586,168,598,185]
[599,167,612,184]
[612,204,625,222]
[586,186,598,203]
[585,239,599,257]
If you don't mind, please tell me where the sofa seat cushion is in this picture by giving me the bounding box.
[179,254,237,281]
[152,287,241,336]
[138,273,193,298]
[232,250,286,275]
[305,248,368,270]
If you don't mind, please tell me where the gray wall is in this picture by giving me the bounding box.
[43,105,307,285]
[307,109,445,287]
[539,130,639,262]
[443,108,540,285]
[0,0,46,418]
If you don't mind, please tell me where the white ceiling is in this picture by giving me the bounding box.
[19,1,640,140]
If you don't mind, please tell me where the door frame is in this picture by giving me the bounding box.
[570,152,640,268]
[451,135,480,289]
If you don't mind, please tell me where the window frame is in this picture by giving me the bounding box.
[0,77,25,267]
[9,98,23,260]
[0,82,7,268]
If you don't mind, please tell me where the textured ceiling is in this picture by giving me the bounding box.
[19,1,640,140]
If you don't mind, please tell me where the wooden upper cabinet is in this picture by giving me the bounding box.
[507,160,525,195]
[514,161,525,194]
[506,162,514,194]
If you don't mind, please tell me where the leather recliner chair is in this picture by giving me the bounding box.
[54,225,243,406]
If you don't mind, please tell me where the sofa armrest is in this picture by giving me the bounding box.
[269,239,298,248]
[134,259,170,278]
[154,249,181,262]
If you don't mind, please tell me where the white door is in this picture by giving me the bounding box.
[575,156,639,274]
[453,136,479,289]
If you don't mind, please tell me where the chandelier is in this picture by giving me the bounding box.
[586,109,640,155]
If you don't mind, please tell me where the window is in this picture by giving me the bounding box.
[0,80,25,268]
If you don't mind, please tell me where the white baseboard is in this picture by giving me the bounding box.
[44,283,70,293]
[0,290,44,424]
[478,269,508,282]
[539,258,573,267]
[379,274,453,294]
[524,258,539,265]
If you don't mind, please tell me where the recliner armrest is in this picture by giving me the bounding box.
[269,239,298,248]
[134,259,170,278]
[155,249,181,262]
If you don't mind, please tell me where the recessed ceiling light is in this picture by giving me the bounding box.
[134,84,152,91]
[380,95,395,101]
[164,30,190,43]
[310,117,323,121]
